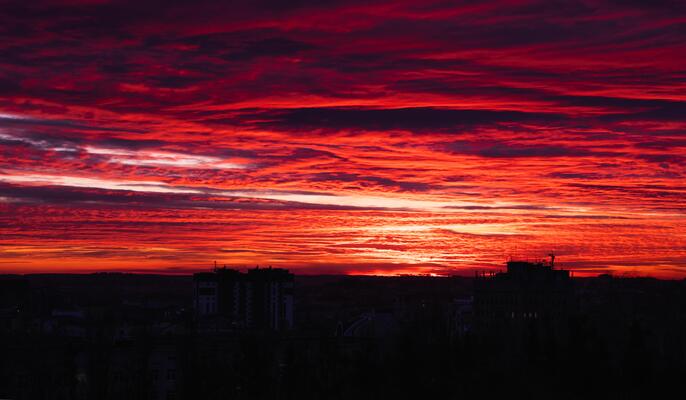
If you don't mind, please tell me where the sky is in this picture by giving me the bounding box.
[1,0,685,277]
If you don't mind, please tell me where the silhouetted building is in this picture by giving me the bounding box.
[3,270,686,399]
[148,342,183,400]
[474,257,572,336]
[194,268,243,319]
[245,267,295,330]
[193,267,294,331]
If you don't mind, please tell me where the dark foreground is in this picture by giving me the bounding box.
[1,271,686,399]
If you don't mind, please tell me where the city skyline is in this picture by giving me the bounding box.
[1,0,685,277]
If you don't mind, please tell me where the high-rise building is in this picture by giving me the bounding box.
[193,267,294,331]
[245,267,295,330]
[193,272,219,317]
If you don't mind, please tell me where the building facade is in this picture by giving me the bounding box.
[193,267,295,331]
[474,258,572,338]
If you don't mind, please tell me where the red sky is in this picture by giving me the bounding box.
[1,0,685,277]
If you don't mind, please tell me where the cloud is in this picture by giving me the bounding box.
[1,0,686,276]
[308,172,437,192]
[444,141,616,158]
[243,107,562,133]
[0,181,395,211]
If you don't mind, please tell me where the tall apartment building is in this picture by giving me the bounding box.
[193,267,294,331]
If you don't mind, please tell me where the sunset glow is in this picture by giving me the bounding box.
[1,0,685,276]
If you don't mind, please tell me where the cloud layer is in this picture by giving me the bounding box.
[1,0,685,276]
